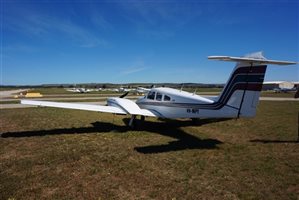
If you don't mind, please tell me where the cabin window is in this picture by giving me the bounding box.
[147,91,155,100]
[156,93,162,101]
[164,95,171,101]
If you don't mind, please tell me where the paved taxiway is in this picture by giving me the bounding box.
[0,89,28,98]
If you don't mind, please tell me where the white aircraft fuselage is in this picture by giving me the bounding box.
[135,87,218,118]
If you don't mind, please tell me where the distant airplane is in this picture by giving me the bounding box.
[104,88,119,92]
[118,86,134,93]
[22,52,296,127]
[105,86,150,94]
[136,87,151,95]
[66,88,92,93]
[273,87,297,93]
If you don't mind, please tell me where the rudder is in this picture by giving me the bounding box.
[222,62,267,117]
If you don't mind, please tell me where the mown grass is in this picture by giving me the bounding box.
[261,91,296,98]
[0,101,298,199]
[0,101,20,104]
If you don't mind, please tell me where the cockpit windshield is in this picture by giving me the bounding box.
[164,95,171,101]
[156,93,162,101]
[147,91,155,100]
[147,91,171,101]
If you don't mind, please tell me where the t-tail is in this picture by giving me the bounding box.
[209,52,296,118]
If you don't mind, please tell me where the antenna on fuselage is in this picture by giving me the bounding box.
[180,84,184,92]
[193,89,197,95]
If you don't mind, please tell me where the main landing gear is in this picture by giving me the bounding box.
[128,115,146,128]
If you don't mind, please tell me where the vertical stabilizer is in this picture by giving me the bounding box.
[209,52,296,118]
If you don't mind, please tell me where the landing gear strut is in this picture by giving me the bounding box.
[128,115,145,128]
[129,115,136,128]
[141,116,145,122]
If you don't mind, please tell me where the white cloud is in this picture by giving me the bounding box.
[118,1,202,39]
[119,58,150,76]
[121,66,148,75]
[54,19,108,48]
[90,11,113,31]
[4,44,38,53]
[5,8,107,48]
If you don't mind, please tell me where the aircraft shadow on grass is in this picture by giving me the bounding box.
[250,139,299,144]
[1,118,227,154]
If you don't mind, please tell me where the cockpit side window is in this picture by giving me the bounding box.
[147,91,155,100]
[164,95,171,101]
[156,93,162,101]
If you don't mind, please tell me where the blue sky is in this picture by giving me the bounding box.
[1,0,298,85]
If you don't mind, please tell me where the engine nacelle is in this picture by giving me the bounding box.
[107,97,144,115]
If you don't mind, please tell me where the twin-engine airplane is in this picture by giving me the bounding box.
[21,52,296,127]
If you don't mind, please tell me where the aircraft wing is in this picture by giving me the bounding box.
[21,99,157,117]
[21,100,126,114]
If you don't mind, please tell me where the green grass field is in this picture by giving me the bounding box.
[0,101,298,199]
[0,101,20,104]
[260,91,296,98]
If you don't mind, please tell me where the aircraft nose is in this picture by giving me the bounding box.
[136,96,145,104]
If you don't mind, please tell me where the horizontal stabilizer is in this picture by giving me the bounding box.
[208,52,296,65]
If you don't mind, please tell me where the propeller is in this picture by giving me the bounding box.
[105,91,129,105]
[119,91,129,98]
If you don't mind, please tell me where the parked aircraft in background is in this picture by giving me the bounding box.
[273,87,297,93]
[22,52,296,127]
[104,86,151,94]
[118,86,134,93]
[66,88,92,93]
[136,87,151,95]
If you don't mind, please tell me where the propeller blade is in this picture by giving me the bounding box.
[119,91,129,98]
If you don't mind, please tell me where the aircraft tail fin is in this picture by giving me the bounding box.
[209,52,296,118]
